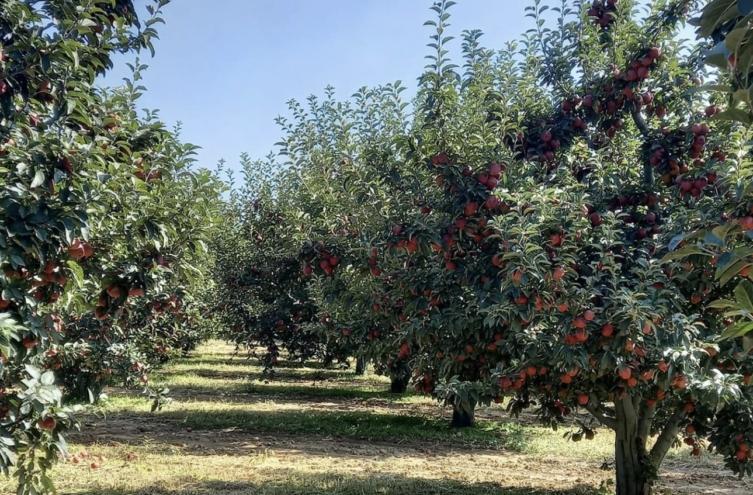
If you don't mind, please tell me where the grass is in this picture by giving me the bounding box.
[1,341,750,495]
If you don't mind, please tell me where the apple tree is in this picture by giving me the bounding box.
[0,1,195,492]
[211,155,328,373]
[43,71,223,401]
[373,1,752,493]
[274,84,432,390]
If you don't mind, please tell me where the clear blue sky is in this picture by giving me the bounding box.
[103,1,526,172]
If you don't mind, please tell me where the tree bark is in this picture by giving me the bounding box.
[389,374,409,393]
[322,354,334,369]
[389,360,411,393]
[451,398,477,428]
[614,397,653,495]
[355,356,366,375]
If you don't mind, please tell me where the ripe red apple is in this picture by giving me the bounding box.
[589,212,602,227]
[128,287,145,298]
[22,337,38,350]
[431,153,450,166]
[601,323,614,337]
[94,307,108,321]
[577,393,589,406]
[38,417,56,431]
[491,254,504,268]
[485,196,501,210]
[618,367,632,381]
[67,239,93,260]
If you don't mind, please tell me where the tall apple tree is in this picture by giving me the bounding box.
[374,1,752,494]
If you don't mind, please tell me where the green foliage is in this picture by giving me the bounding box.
[0,1,222,493]
[213,1,753,494]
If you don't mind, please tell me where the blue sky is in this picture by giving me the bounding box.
[104,1,526,171]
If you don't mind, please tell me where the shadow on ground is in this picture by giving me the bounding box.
[72,471,603,495]
[73,405,527,453]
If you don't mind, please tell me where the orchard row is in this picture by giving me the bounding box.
[210,2,753,495]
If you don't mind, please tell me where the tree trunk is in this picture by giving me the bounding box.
[355,356,366,375]
[389,361,411,393]
[451,398,476,428]
[614,398,653,495]
[322,354,334,369]
[390,374,409,393]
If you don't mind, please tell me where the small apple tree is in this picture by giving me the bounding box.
[44,71,223,401]
[211,156,327,372]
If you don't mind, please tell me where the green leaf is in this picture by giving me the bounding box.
[40,371,55,386]
[721,321,753,339]
[668,234,685,251]
[703,231,725,247]
[662,246,706,262]
[30,170,45,189]
[734,280,753,312]
[717,259,749,287]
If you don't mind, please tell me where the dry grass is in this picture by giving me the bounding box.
[2,341,751,495]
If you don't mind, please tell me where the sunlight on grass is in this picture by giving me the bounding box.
[1,340,743,495]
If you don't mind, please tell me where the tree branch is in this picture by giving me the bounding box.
[630,107,655,187]
[586,400,617,430]
[630,107,650,137]
[637,400,655,456]
[649,409,686,466]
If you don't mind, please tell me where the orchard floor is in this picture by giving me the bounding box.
[4,341,752,495]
